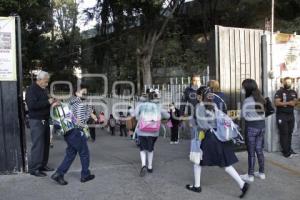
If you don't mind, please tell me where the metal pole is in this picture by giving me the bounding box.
[270,0,274,72]
[16,15,27,172]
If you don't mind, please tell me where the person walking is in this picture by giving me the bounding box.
[274,77,298,158]
[51,84,97,185]
[87,107,97,142]
[135,90,170,177]
[108,114,117,136]
[240,79,266,182]
[186,86,249,198]
[25,71,56,177]
[169,103,181,144]
[119,112,127,137]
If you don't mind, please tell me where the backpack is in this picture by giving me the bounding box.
[52,103,90,138]
[265,97,275,117]
[109,118,116,127]
[98,113,105,124]
[211,107,243,142]
[138,102,161,132]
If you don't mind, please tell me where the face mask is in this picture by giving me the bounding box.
[284,84,291,89]
[241,88,246,94]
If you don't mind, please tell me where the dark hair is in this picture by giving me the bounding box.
[242,79,265,113]
[283,77,292,82]
[148,91,157,100]
[196,86,208,100]
[74,82,88,95]
[197,86,214,110]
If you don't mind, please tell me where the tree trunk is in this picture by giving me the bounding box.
[142,56,152,86]
[136,53,141,95]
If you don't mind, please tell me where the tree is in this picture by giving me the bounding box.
[0,0,53,85]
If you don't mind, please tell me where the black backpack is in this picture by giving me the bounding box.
[265,97,275,117]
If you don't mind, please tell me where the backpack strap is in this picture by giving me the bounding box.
[211,93,228,111]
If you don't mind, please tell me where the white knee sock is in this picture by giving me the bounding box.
[147,151,154,169]
[140,151,146,167]
[224,166,245,189]
[194,164,202,187]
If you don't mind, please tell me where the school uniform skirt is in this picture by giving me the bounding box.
[138,136,158,152]
[200,130,238,167]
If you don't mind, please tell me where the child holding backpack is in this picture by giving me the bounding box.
[186,86,249,198]
[135,90,170,177]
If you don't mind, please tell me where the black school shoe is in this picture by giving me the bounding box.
[40,166,55,172]
[186,185,202,193]
[80,174,95,183]
[147,168,153,173]
[51,172,68,185]
[30,170,47,177]
[239,182,250,198]
[139,166,147,177]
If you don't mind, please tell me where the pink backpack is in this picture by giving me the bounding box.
[138,102,161,133]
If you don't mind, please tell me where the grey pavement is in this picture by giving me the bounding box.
[0,128,300,200]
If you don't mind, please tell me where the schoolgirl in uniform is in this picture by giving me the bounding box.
[186,86,250,198]
[135,90,170,177]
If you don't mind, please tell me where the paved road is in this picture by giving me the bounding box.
[0,129,300,200]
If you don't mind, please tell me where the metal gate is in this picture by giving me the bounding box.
[214,25,264,112]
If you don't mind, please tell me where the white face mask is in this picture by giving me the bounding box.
[241,88,246,94]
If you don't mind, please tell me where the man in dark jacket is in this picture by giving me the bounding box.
[274,77,298,158]
[180,74,201,117]
[180,74,201,139]
[26,71,56,177]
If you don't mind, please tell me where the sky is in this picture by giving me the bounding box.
[77,0,97,31]
[77,0,195,31]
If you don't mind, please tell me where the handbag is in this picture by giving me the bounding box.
[189,127,202,165]
[167,120,173,128]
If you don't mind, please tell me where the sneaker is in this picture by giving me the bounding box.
[254,172,266,180]
[174,141,179,144]
[139,166,147,177]
[286,154,294,158]
[147,168,153,173]
[240,174,254,182]
[291,150,298,156]
[170,142,174,144]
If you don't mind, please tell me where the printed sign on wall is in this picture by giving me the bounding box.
[0,17,16,81]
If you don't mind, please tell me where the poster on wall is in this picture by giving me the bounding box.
[0,17,16,81]
[273,33,300,78]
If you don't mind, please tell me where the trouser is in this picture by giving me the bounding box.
[120,125,127,136]
[29,119,50,172]
[171,126,179,142]
[277,113,295,156]
[90,127,96,141]
[110,127,115,135]
[245,126,265,175]
[56,128,90,178]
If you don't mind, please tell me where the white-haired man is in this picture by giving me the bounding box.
[26,71,56,177]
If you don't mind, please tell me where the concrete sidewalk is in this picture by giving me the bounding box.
[0,129,300,200]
